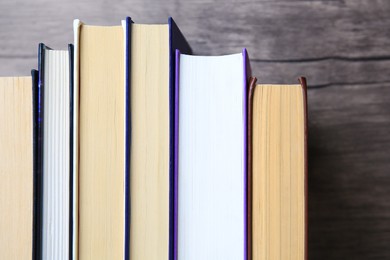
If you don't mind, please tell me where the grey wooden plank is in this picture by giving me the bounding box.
[310,218,390,259]
[3,56,390,88]
[308,82,390,259]
[1,0,390,59]
[1,0,390,85]
[252,59,390,86]
[0,58,35,77]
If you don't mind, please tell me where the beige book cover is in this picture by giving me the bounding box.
[0,76,33,260]
[74,21,125,259]
[250,78,308,260]
[130,24,170,260]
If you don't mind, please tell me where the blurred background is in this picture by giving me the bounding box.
[1,0,389,259]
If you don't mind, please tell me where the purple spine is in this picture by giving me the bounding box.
[173,49,181,260]
[242,48,250,260]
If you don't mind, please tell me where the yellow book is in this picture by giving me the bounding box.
[128,18,191,260]
[0,76,33,260]
[130,22,170,260]
[250,77,308,260]
[73,20,125,259]
[73,18,191,259]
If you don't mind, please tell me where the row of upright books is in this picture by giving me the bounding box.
[0,17,307,260]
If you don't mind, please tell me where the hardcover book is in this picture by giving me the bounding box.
[73,17,191,260]
[248,77,308,260]
[73,19,126,259]
[174,49,251,260]
[0,76,34,259]
[35,43,74,260]
[124,17,192,260]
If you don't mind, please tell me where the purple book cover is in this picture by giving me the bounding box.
[169,18,192,260]
[242,48,252,260]
[174,49,180,260]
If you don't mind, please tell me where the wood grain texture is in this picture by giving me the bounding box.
[0,0,389,259]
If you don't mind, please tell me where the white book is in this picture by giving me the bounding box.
[39,44,72,260]
[176,50,248,260]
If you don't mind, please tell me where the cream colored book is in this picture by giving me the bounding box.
[0,76,33,260]
[129,21,170,260]
[124,17,191,260]
[249,77,308,260]
[38,43,72,260]
[176,52,247,260]
[73,20,125,259]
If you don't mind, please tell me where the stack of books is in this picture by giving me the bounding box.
[0,17,307,260]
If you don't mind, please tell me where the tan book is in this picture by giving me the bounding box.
[129,22,170,260]
[73,18,190,259]
[249,77,308,260]
[127,18,191,260]
[0,76,33,259]
[73,20,125,259]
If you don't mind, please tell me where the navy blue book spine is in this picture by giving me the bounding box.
[68,44,74,260]
[32,69,41,260]
[168,17,192,260]
[124,16,133,260]
[34,42,48,260]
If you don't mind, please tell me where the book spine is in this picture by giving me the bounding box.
[247,76,257,260]
[32,69,42,260]
[34,43,46,260]
[173,49,181,260]
[298,77,308,260]
[72,20,82,260]
[169,18,192,260]
[242,48,253,260]
[68,44,74,260]
[124,16,133,260]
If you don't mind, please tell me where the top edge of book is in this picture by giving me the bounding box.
[0,76,31,80]
[44,49,69,53]
[256,84,302,87]
[39,43,70,52]
[74,18,174,27]
[180,52,244,59]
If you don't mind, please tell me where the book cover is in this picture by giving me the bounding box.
[124,16,191,260]
[32,69,42,260]
[174,50,250,260]
[0,76,34,259]
[169,17,192,260]
[36,42,74,260]
[249,77,308,260]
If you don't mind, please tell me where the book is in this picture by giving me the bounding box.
[175,50,250,260]
[125,17,191,260]
[73,20,126,259]
[32,69,41,260]
[0,76,34,259]
[35,43,74,260]
[248,77,308,260]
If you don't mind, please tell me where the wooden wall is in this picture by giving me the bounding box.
[1,0,389,258]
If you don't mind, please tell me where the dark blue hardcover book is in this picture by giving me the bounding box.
[124,17,133,260]
[124,17,191,260]
[32,68,42,260]
[167,20,192,260]
[35,43,74,260]
[68,44,74,260]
